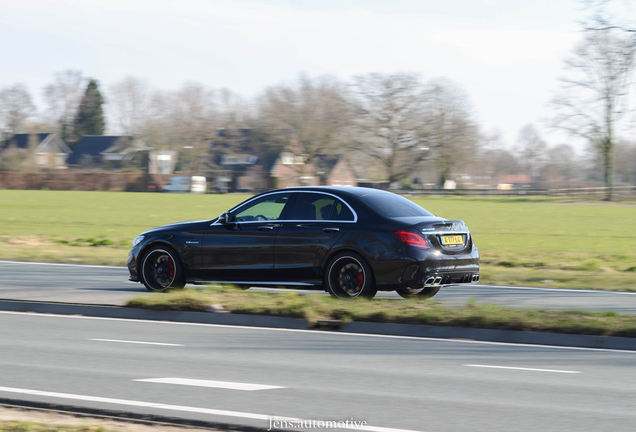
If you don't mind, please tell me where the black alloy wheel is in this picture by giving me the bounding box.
[396,286,441,299]
[140,246,185,292]
[326,252,377,299]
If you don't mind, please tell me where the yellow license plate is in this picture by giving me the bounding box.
[441,235,464,245]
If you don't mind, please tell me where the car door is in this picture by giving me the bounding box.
[274,192,356,285]
[200,192,292,282]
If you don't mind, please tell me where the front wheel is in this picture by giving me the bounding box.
[325,252,377,299]
[140,246,185,292]
[396,286,441,299]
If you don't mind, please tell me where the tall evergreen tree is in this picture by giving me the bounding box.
[73,79,105,141]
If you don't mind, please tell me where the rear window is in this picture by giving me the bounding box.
[330,201,355,221]
[361,193,434,218]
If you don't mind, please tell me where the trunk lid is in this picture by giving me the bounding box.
[414,219,472,253]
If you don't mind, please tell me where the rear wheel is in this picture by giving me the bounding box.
[140,246,185,292]
[326,252,377,299]
[396,286,441,299]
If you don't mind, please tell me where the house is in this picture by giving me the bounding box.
[1,133,71,169]
[100,136,154,172]
[67,136,173,173]
[66,136,133,168]
[498,174,533,189]
[219,154,260,191]
[313,155,358,187]
[269,140,319,188]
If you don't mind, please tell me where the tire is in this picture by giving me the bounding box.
[140,246,185,292]
[325,252,377,299]
[396,286,441,299]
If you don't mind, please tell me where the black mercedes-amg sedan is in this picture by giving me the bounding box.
[127,187,479,299]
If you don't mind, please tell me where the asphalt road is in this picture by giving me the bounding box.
[1,311,635,432]
[2,260,636,313]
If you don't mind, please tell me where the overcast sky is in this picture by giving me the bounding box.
[2,0,594,149]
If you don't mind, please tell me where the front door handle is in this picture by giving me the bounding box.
[258,226,274,231]
[323,227,340,233]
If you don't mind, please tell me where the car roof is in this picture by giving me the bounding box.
[262,186,391,198]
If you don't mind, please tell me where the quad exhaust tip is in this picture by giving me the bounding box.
[424,276,443,286]
[424,274,478,286]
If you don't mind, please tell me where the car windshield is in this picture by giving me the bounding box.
[361,193,434,218]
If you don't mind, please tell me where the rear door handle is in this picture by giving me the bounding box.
[258,226,274,231]
[323,227,340,233]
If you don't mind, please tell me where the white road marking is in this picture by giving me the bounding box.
[466,364,581,374]
[475,284,636,295]
[0,386,423,432]
[1,310,635,354]
[134,378,284,391]
[0,260,127,270]
[90,338,182,346]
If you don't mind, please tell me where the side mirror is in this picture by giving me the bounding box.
[219,212,231,224]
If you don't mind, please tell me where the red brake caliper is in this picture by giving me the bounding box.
[357,271,364,287]
[168,257,175,279]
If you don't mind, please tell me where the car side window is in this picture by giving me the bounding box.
[330,200,355,221]
[288,193,337,221]
[233,193,291,222]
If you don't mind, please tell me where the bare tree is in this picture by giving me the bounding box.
[164,82,218,175]
[0,145,29,171]
[614,139,636,184]
[108,76,151,136]
[516,124,547,180]
[348,73,431,183]
[42,70,84,142]
[0,84,36,135]
[258,75,349,176]
[210,88,252,162]
[581,0,636,33]
[427,79,479,187]
[136,82,219,174]
[471,131,521,185]
[540,144,579,186]
[552,29,636,200]
[140,90,173,149]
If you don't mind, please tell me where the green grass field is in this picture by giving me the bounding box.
[1,190,635,290]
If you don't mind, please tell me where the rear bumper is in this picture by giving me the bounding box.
[374,247,480,291]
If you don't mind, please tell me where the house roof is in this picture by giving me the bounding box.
[499,174,532,184]
[2,133,71,155]
[312,154,341,174]
[2,133,51,150]
[66,136,133,165]
[262,153,280,172]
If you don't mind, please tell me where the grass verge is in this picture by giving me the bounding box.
[0,422,110,431]
[125,286,636,338]
[0,407,202,432]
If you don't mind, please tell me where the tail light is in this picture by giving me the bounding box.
[392,230,431,250]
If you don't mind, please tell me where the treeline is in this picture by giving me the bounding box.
[2,70,631,189]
